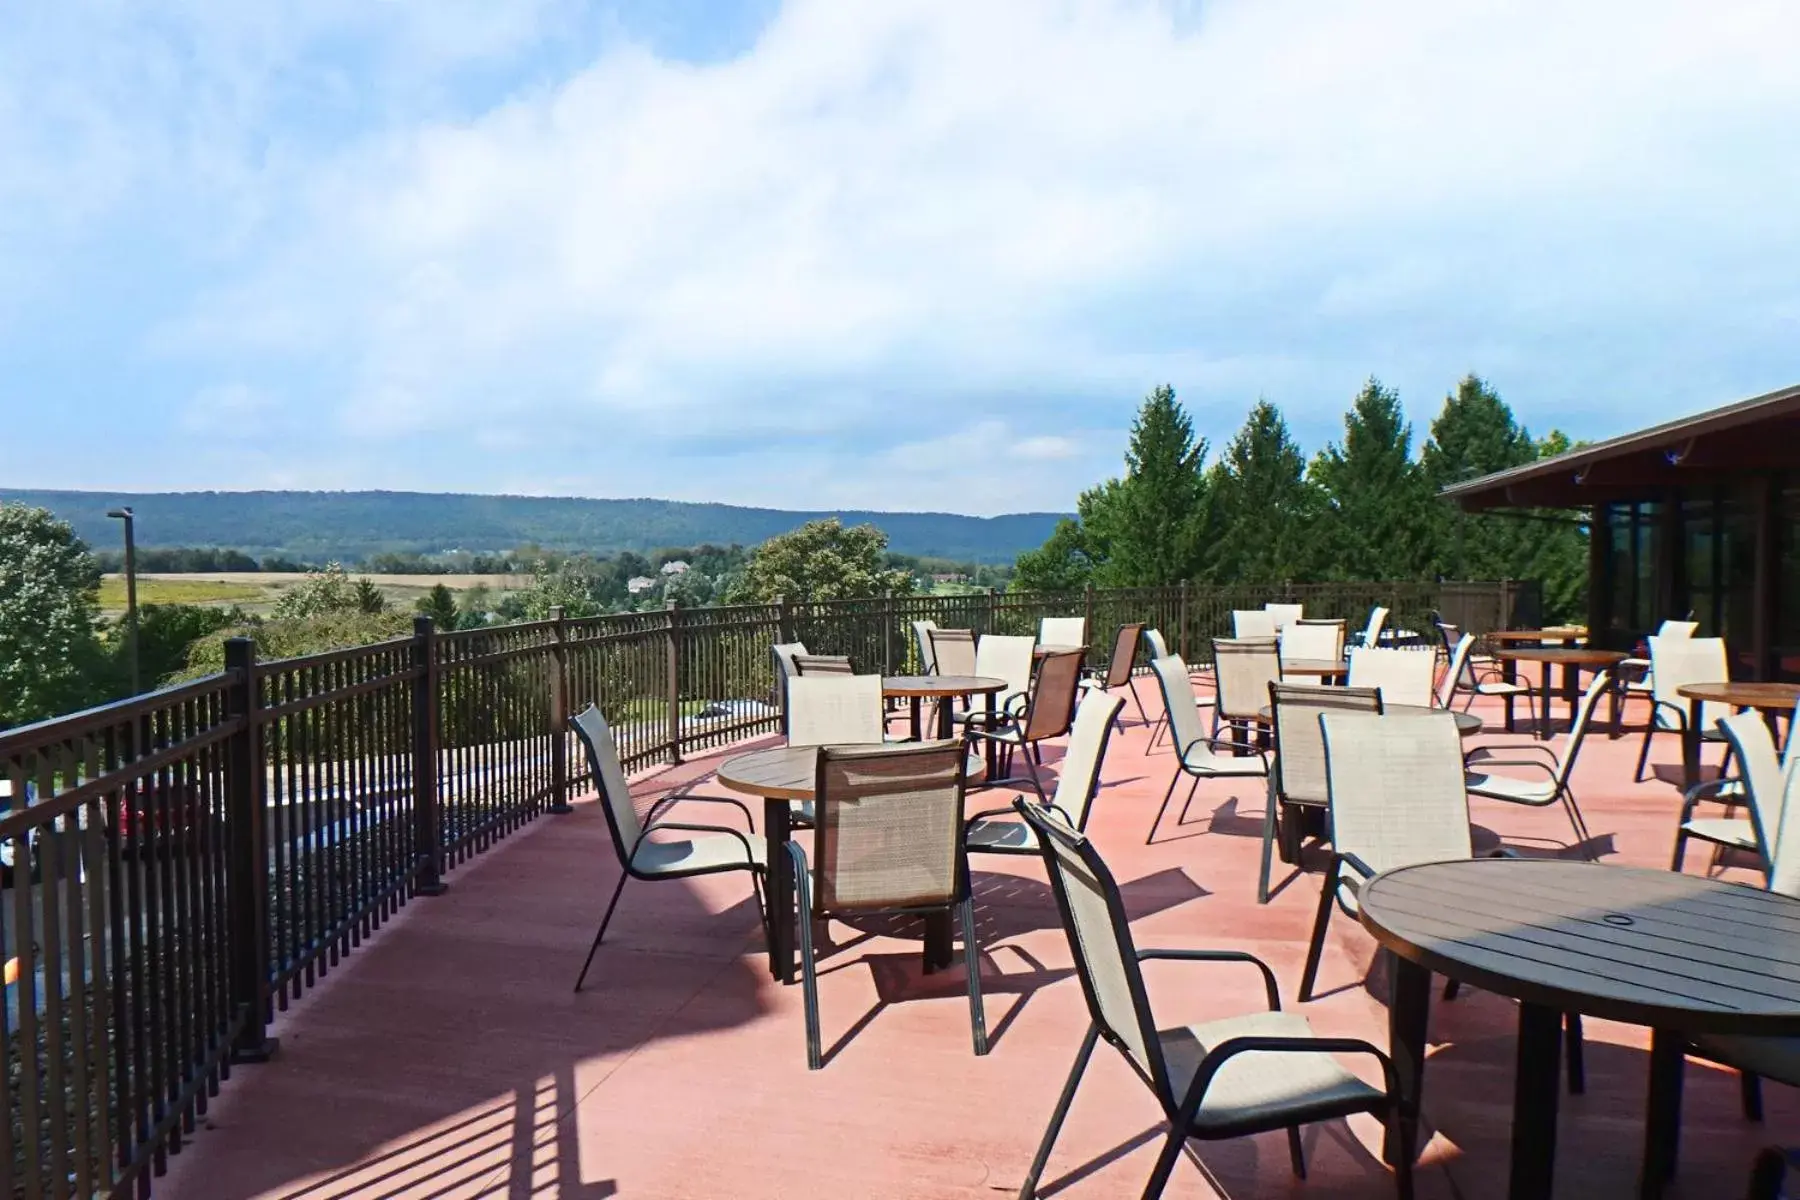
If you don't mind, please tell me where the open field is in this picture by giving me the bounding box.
[99,572,533,615]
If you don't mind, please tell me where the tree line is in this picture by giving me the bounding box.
[1011,375,1587,621]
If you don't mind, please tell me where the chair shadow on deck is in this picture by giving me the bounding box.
[818,867,1209,1062]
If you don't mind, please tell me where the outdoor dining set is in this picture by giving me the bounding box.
[561,600,1800,1200]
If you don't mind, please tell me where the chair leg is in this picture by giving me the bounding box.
[1174,774,1201,828]
[1741,1070,1765,1121]
[1149,769,1183,844]
[1017,1024,1100,1199]
[1022,752,1048,804]
[1257,779,1279,904]
[1298,861,1339,1002]
[1138,1124,1191,1200]
[962,897,988,1056]
[573,872,629,993]
[1561,788,1596,859]
[794,852,824,1070]
[1128,677,1150,726]
[1565,1012,1586,1095]
[1287,1125,1307,1179]
[1442,978,1462,1002]
[1634,725,1656,782]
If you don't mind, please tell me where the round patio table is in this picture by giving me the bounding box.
[1280,658,1349,679]
[882,674,1007,741]
[1674,681,1800,789]
[1490,646,1626,740]
[1485,628,1589,646]
[1256,703,1481,735]
[1360,857,1800,1200]
[719,744,975,985]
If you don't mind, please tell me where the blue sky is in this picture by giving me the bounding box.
[3,0,1797,515]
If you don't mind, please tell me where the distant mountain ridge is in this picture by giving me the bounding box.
[1,489,1067,564]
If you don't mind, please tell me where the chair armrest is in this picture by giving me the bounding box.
[1338,851,1378,881]
[964,804,1023,829]
[1137,948,1281,1011]
[1181,1036,1398,1114]
[636,820,759,867]
[1679,776,1741,820]
[1467,759,1560,781]
[1466,742,1559,765]
[654,792,757,829]
[1649,699,1690,731]
[1189,735,1271,765]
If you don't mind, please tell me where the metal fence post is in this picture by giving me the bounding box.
[882,589,896,675]
[666,600,683,765]
[776,593,793,644]
[1082,583,1096,649]
[984,587,997,637]
[224,637,278,1062]
[1178,580,1190,659]
[411,616,447,896]
[547,605,572,814]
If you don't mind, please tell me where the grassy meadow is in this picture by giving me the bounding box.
[99,572,533,616]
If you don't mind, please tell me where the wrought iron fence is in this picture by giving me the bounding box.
[0,576,1531,1196]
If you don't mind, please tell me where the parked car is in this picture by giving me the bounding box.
[694,699,779,721]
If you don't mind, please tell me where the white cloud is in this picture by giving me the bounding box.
[5,0,1800,512]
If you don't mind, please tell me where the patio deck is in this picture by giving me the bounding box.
[157,688,1794,1199]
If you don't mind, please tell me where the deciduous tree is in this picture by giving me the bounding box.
[728,518,914,604]
[0,503,105,727]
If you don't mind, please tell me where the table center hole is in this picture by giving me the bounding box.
[1602,913,1635,927]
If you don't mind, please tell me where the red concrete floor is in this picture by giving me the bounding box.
[159,684,1795,1199]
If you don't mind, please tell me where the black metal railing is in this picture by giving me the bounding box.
[0,576,1534,1196]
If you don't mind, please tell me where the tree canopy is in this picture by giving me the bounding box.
[726,518,915,604]
[1010,375,1589,619]
[0,503,106,727]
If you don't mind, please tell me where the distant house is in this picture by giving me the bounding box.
[626,575,658,595]
[931,572,968,585]
[659,560,690,576]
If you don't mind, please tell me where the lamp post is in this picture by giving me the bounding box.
[107,507,139,695]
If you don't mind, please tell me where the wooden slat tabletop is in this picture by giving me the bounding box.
[1677,681,1800,710]
[717,743,986,801]
[881,675,1008,698]
[1360,858,1800,1036]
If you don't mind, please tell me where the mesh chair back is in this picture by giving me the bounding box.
[772,641,809,729]
[1039,616,1088,648]
[813,741,967,911]
[569,705,643,864]
[1024,650,1086,742]
[974,634,1035,703]
[913,620,940,673]
[1214,637,1280,720]
[1052,690,1125,828]
[1657,619,1699,639]
[928,627,978,676]
[1144,628,1171,660]
[1718,711,1788,859]
[1297,617,1347,657]
[1269,682,1382,807]
[1440,632,1480,701]
[1766,758,1800,899]
[1319,711,1473,873]
[1363,606,1390,648]
[1101,622,1144,688]
[1280,622,1342,664]
[1233,609,1277,638]
[793,654,853,675]
[1265,603,1305,630]
[1557,669,1612,784]
[1019,804,1167,1093]
[1650,637,1731,731]
[1347,647,1437,707]
[788,675,885,747]
[1150,655,1217,765]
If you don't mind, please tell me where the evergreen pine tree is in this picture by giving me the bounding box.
[1203,400,1320,583]
[1420,375,1540,580]
[1094,384,1209,587]
[1311,378,1434,580]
